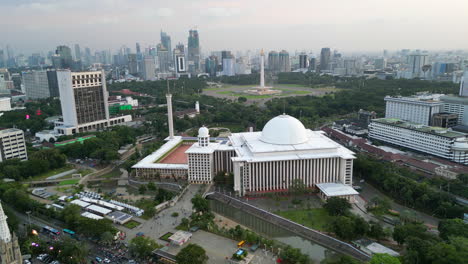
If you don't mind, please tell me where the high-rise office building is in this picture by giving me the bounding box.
[142,56,156,80]
[0,202,23,264]
[0,50,5,68]
[268,51,279,72]
[22,70,59,99]
[374,58,387,70]
[309,57,316,71]
[384,94,443,126]
[74,44,82,61]
[344,59,357,75]
[408,52,429,78]
[84,47,92,66]
[174,49,188,78]
[157,44,170,73]
[55,70,132,135]
[278,50,291,72]
[161,31,172,64]
[187,29,200,73]
[299,53,308,69]
[53,45,73,69]
[127,54,138,75]
[0,128,28,161]
[320,48,331,72]
[205,56,217,77]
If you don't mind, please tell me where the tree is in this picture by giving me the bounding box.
[368,221,386,241]
[100,231,114,245]
[369,253,401,264]
[51,238,89,264]
[147,182,156,191]
[279,246,310,264]
[427,242,463,264]
[191,194,209,213]
[61,205,82,229]
[438,219,468,240]
[330,216,357,240]
[392,223,427,245]
[129,236,161,260]
[175,243,209,264]
[238,97,247,103]
[138,184,147,194]
[323,197,351,216]
[353,216,369,237]
[289,179,307,197]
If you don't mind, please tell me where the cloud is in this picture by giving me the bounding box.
[201,7,241,17]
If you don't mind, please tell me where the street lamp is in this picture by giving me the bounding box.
[26,211,32,230]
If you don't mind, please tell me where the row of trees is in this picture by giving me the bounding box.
[0,148,66,181]
[354,155,465,219]
[391,219,468,264]
[59,126,141,164]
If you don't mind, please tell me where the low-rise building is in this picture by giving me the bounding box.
[369,118,468,165]
[0,128,27,161]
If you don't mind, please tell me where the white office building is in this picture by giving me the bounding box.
[384,95,443,125]
[440,95,468,126]
[0,128,27,161]
[0,98,11,112]
[54,70,132,135]
[369,118,468,165]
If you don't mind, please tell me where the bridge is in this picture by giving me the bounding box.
[205,191,371,262]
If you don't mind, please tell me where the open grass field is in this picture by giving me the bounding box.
[30,164,75,181]
[58,178,80,186]
[123,220,141,229]
[160,232,174,242]
[203,83,340,104]
[275,208,332,231]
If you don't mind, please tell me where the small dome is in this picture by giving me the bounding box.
[260,114,308,145]
[198,126,209,137]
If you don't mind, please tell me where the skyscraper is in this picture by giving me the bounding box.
[268,51,279,72]
[187,29,200,74]
[74,44,82,61]
[157,44,170,73]
[22,70,59,99]
[320,48,331,72]
[160,31,172,64]
[299,53,308,69]
[54,45,73,69]
[205,56,217,77]
[135,43,142,61]
[127,54,138,75]
[0,50,5,68]
[278,50,291,72]
[408,52,429,78]
[0,201,23,264]
[142,56,156,80]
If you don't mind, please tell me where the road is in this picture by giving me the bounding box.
[357,180,440,226]
[122,184,201,243]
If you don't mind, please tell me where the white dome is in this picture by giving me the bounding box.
[260,114,308,145]
[198,126,209,137]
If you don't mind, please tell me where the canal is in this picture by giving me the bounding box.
[210,199,342,262]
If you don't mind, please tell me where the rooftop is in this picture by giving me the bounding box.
[169,231,192,244]
[384,94,444,104]
[372,118,467,139]
[316,183,359,197]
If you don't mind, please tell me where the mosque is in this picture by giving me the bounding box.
[133,81,357,200]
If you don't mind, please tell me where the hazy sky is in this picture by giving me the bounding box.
[2,0,468,54]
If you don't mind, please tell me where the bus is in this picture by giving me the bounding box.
[63,229,76,237]
[237,241,245,248]
[42,226,60,236]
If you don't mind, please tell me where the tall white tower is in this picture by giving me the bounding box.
[166,94,174,139]
[195,101,200,113]
[198,126,209,147]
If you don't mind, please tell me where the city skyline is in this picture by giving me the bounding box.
[2,0,468,54]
